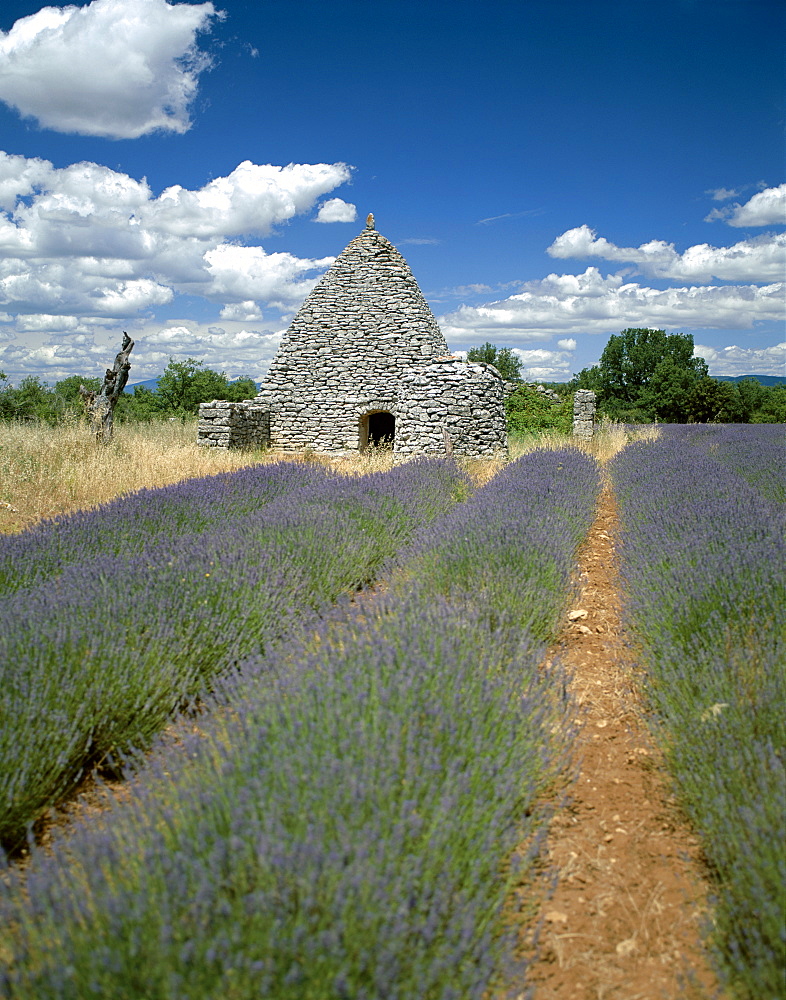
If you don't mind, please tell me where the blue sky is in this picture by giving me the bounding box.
[0,0,783,385]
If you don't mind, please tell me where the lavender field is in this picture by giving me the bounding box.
[0,458,468,849]
[0,428,782,999]
[611,424,785,999]
[0,449,600,998]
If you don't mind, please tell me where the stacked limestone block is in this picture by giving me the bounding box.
[197,400,270,448]
[395,360,507,456]
[198,218,508,456]
[572,389,597,438]
[254,221,455,453]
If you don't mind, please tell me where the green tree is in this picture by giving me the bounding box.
[735,378,765,422]
[0,372,11,420]
[54,375,101,419]
[751,384,786,423]
[571,328,708,421]
[54,374,101,404]
[467,342,523,382]
[223,376,258,402]
[150,358,258,416]
[116,385,161,422]
[0,373,108,423]
[684,377,743,423]
[2,375,56,422]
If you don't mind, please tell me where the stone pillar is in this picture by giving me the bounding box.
[572,389,596,438]
[197,400,270,448]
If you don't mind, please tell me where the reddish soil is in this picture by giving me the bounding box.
[517,479,723,1000]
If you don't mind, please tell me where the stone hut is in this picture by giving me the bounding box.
[198,216,507,456]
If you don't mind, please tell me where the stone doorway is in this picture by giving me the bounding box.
[360,410,395,450]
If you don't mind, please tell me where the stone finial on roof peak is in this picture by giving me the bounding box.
[366,212,375,230]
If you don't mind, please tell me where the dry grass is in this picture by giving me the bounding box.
[0,418,660,535]
[0,418,272,534]
[510,421,660,465]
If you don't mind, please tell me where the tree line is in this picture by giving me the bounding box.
[0,358,258,424]
[569,329,784,423]
[2,334,783,427]
[469,333,785,425]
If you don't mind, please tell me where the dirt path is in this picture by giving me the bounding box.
[520,479,723,1000]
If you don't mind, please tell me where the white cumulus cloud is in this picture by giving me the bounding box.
[219,301,263,322]
[693,341,786,377]
[0,152,349,317]
[511,346,575,381]
[0,151,354,382]
[203,244,334,309]
[0,0,219,138]
[726,184,786,227]
[547,224,785,283]
[147,162,352,238]
[314,198,357,223]
[438,268,784,342]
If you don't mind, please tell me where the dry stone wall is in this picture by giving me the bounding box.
[197,219,508,457]
[395,360,507,456]
[197,401,269,448]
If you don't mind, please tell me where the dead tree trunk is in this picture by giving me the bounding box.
[79,332,134,443]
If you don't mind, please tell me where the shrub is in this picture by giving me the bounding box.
[0,449,601,998]
[611,426,785,999]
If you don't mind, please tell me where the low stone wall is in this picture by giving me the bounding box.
[197,400,270,448]
[395,360,507,457]
[572,389,597,438]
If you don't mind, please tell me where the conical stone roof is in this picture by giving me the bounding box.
[200,217,507,455]
[264,218,449,389]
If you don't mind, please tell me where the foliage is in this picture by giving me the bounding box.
[0,375,97,424]
[0,450,600,998]
[467,342,523,381]
[506,384,573,433]
[0,372,102,423]
[750,383,786,423]
[572,328,707,421]
[571,329,784,423]
[681,376,744,423]
[611,425,786,998]
[540,381,573,398]
[52,374,102,408]
[151,357,257,416]
[0,359,258,425]
[0,459,468,848]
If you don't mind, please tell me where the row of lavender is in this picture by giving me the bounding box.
[610,424,785,1000]
[0,459,467,849]
[1,450,601,999]
[0,461,446,595]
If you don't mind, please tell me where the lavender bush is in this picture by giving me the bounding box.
[611,426,785,999]
[658,423,785,503]
[0,458,467,848]
[395,449,601,640]
[1,449,601,998]
[0,461,355,594]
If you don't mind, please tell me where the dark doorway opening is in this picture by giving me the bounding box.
[360,411,395,450]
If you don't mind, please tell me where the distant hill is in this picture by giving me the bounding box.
[714,374,785,386]
[126,377,159,391]
[126,377,261,392]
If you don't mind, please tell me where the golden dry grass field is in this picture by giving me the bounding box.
[0,417,658,534]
